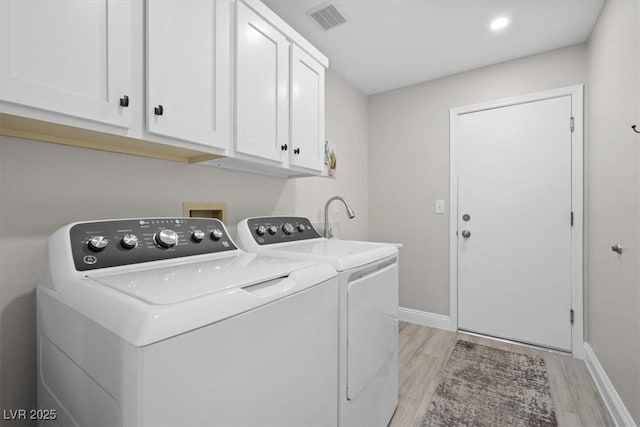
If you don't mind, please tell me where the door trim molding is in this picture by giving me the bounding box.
[449,85,584,358]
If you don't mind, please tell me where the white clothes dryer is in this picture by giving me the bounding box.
[236,216,399,427]
[37,217,339,427]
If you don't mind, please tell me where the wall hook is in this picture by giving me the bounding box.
[632,125,640,134]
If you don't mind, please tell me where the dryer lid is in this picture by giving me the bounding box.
[264,239,398,271]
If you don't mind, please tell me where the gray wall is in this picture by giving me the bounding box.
[0,68,368,423]
[368,44,588,315]
[586,0,639,422]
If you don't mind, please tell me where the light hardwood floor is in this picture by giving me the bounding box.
[390,322,614,427]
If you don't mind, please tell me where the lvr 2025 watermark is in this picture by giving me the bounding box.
[3,409,57,421]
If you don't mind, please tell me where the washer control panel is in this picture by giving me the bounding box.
[246,217,321,245]
[70,218,237,271]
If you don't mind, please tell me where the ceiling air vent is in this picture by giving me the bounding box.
[308,3,347,31]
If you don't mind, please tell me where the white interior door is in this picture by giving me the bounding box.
[457,95,573,351]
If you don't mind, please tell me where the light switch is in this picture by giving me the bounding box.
[435,200,445,214]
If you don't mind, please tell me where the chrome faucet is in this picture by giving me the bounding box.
[323,196,356,239]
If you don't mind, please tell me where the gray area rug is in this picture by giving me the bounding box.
[421,340,558,427]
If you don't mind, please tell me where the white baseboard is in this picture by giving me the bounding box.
[398,307,455,331]
[584,343,637,427]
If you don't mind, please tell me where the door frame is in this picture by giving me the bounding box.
[449,85,584,358]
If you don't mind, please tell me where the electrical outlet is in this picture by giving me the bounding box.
[435,200,445,214]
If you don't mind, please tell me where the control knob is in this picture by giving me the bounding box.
[88,236,108,252]
[155,229,178,248]
[297,224,306,232]
[121,234,139,249]
[191,230,205,243]
[268,226,278,235]
[256,225,267,236]
[210,228,223,241]
[282,223,294,235]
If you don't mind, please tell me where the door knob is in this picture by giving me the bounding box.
[611,244,622,254]
[154,105,164,116]
[461,230,471,238]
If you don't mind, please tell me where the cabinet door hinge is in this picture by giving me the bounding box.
[570,116,575,132]
[570,309,575,324]
[571,211,574,226]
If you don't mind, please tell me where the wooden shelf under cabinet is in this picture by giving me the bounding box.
[0,114,221,164]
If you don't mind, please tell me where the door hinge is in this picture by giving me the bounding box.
[571,211,574,226]
[570,116,575,132]
[570,309,575,324]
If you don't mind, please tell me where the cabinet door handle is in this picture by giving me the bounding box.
[119,95,129,107]
[281,144,288,151]
[154,105,164,116]
[294,148,300,154]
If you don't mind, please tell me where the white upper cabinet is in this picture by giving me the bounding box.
[235,1,290,163]
[290,45,325,171]
[231,1,328,175]
[0,0,328,177]
[146,0,230,150]
[0,0,134,128]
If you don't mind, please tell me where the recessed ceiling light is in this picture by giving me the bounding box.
[490,16,509,31]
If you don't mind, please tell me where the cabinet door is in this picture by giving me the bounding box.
[235,1,289,162]
[147,0,230,149]
[290,45,325,172]
[0,0,133,128]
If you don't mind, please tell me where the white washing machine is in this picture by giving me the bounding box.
[37,217,339,427]
[236,216,399,427]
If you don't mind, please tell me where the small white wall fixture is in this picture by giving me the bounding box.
[449,85,584,358]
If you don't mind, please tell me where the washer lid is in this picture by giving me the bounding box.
[264,239,398,271]
[43,252,338,347]
[88,252,316,305]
